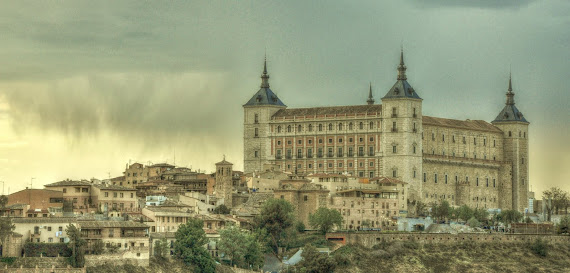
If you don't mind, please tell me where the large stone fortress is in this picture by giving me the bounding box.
[243,51,529,212]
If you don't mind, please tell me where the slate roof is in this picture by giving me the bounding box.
[423,116,503,133]
[383,79,422,99]
[272,104,382,118]
[44,180,91,187]
[244,87,286,107]
[493,104,528,123]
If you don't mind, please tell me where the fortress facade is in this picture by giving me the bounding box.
[243,51,529,212]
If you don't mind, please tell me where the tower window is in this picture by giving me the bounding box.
[476,178,479,186]
[254,151,259,158]
[413,108,417,118]
[474,138,476,145]
[524,132,526,138]
[392,145,397,153]
[392,122,397,132]
[392,169,397,178]
[254,128,259,137]
[445,175,448,184]
[493,179,496,188]
[254,114,259,123]
[452,135,455,143]
[521,157,525,164]
[508,131,512,137]
[434,174,438,183]
[442,134,445,142]
[413,145,416,154]
[522,178,525,185]
[486,178,489,187]
[423,173,426,182]
[392,107,397,117]
[413,169,416,178]
[432,132,435,140]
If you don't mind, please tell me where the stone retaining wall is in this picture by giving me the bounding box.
[326,232,570,248]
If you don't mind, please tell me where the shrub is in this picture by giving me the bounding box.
[530,238,548,257]
[24,242,72,257]
[403,239,420,250]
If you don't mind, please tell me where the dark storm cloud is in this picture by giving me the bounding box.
[408,0,536,9]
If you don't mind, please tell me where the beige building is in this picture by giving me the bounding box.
[44,180,95,214]
[329,177,407,230]
[124,163,175,188]
[274,179,329,227]
[244,52,529,212]
[12,217,77,244]
[142,206,194,233]
[78,220,149,262]
[92,184,139,215]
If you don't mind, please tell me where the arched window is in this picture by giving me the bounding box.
[298,125,302,132]
[369,121,374,129]
[338,123,343,130]
[277,126,281,133]
[328,123,333,131]
[319,124,323,131]
[349,122,353,130]
[287,125,292,132]
[308,124,313,132]
[359,122,363,130]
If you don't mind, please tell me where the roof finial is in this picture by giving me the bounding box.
[261,54,270,88]
[506,73,515,105]
[367,82,375,105]
[397,46,407,80]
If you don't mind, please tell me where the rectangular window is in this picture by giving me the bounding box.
[254,150,259,158]
[368,146,374,156]
[392,146,397,153]
[423,173,426,182]
[307,148,313,158]
[493,179,496,188]
[434,174,438,183]
[358,147,364,156]
[445,175,448,184]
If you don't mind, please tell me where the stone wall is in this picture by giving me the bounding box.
[0,266,84,273]
[84,254,149,267]
[325,232,570,248]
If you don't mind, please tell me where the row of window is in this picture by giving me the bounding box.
[103,192,135,198]
[275,146,376,159]
[421,173,497,187]
[424,132,497,147]
[276,121,377,133]
[276,136,375,146]
[282,162,376,178]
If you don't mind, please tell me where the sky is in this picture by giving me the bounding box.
[0,0,568,198]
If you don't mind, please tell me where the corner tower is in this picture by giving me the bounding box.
[380,49,423,205]
[243,57,287,174]
[492,75,529,212]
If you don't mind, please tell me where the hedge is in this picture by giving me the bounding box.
[24,242,72,257]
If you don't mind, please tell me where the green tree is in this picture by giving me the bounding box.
[66,224,85,268]
[309,207,343,234]
[456,205,474,222]
[0,217,15,249]
[0,195,8,209]
[498,210,523,225]
[173,218,216,273]
[433,201,451,222]
[218,225,264,269]
[473,208,489,222]
[558,215,570,234]
[218,225,248,266]
[254,198,295,253]
[92,240,104,255]
[467,217,480,228]
[295,221,306,233]
[414,200,428,217]
[543,187,570,215]
[154,238,169,259]
[296,244,336,273]
[213,204,231,215]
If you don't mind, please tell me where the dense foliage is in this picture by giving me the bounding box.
[173,218,216,273]
[295,244,336,273]
[212,205,231,215]
[254,198,295,253]
[66,224,85,268]
[153,238,169,259]
[218,225,264,269]
[309,207,343,234]
[24,242,72,257]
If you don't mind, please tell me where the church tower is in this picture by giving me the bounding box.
[215,157,234,208]
[243,56,287,174]
[380,49,423,204]
[492,75,529,212]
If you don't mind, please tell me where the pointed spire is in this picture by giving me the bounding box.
[397,47,407,80]
[367,82,375,105]
[260,55,270,88]
[506,73,515,105]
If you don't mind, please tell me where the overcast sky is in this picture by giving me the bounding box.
[0,0,568,198]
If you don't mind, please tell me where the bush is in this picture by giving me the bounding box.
[403,239,420,250]
[530,238,548,257]
[296,221,306,233]
[0,257,16,265]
